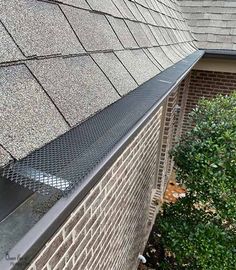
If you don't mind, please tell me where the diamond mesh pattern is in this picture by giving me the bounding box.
[4,81,166,196]
[2,52,201,196]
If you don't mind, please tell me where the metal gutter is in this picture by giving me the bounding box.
[0,50,204,270]
[0,176,32,222]
[203,49,236,59]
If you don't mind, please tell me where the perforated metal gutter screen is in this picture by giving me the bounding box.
[3,51,204,197]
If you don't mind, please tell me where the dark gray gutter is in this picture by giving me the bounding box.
[0,50,204,270]
[203,49,236,59]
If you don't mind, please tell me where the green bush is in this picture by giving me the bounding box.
[157,93,236,270]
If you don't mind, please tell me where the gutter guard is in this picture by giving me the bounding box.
[0,50,204,270]
[3,50,204,197]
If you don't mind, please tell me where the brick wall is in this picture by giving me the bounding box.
[181,69,236,133]
[156,87,180,197]
[26,106,163,270]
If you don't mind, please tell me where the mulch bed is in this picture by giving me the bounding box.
[137,222,180,270]
[138,224,165,269]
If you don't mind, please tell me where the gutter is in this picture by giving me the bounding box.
[0,50,204,270]
[203,49,236,59]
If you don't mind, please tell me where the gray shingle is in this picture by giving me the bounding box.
[125,20,151,47]
[0,146,12,167]
[148,47,173,69]
[140,24,158,46]
[179,0,236,50]
[149,26,166,45]
[92,52,138,96]
[143,48,164,70]
[0,65,69,159]
[0,22,24,63]
[106,16,138,49]
[150,0,161,12]
[113,0,136,19]
[56,0,90,9]
[162,45,181,62]
[27,56,119,126]
[160,3,169,15]
[164,15,172,28]
[160,13,170,27]
[150,10,164,26]
[145,0,156,10]
[169,29,178,44]
[125,0,146,22]
[171,44,185,59]
[135,0,149,8]
[115,49,160,85]
[62,6,122,52]
[137,5,156,24]
[159,28,173,44]
[179,42,189,54]
[86,0,121,17]
[0,0,84,57]
[186,42,196,53]
[185,42,196,53]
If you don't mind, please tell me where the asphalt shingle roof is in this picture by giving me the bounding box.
[0,0,85,56]
[141,23,159,46]
[113,0,136,19]
[125,0,146,22]
[27,56,120,126]
[61,6,123,51]
[56,0,90,9]
[148,46,173,68]
[91,52,138,95]
[0,22,24,63]
[87,0,122,17]
[0,64,69,160]
[179,0,236,50]
[0,0,196,166]
[106,16,138,48]
[115,49,160,84]
[125,20,152,47]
